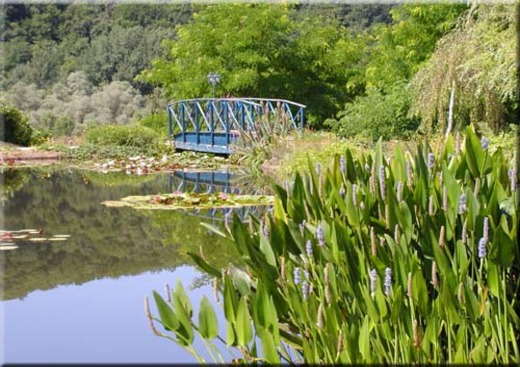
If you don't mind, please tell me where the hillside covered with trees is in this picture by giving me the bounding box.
[0,2,516,140]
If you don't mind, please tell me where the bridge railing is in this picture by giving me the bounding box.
[167,98,306,143]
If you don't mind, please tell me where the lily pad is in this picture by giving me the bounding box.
[29,237,48,242]
[52,235,71,238]
[49,237,68,241]
[102,192,274,211]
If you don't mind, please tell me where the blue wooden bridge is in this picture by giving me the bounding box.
[167,98,306,155]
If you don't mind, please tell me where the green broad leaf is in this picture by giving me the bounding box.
[486,261,500,298]
[272,183,288,212]
[152,291,179,332]
[172,294,194,346]
[464,283,480,322]
[223,275,238,323]
[413,270,430,317]
[358,316,372,362]
[362,286,380,323]
[491,224,515,267]
[345,183,360,228]
[253,283,280,344]
[390,287,404,324]
[464,125,485,178]
[470,336,486,363]
[258,326,281,364]
[200,222,228,238]
[198,296,219,340]
[279,327,303,350]
[273,196,287,224]
[391,145,407,183]
[345,148,357,183]
[259,235,276,268]
[499,197,515,217]
[226,320,236,347]
[440,282,461,324]
[229,266,253,297]
[173,280,193,318]
[236,296,253,347]
[431,233,457,290]
[187,252,222,278]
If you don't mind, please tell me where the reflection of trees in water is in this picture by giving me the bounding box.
[0,168,31,203]
[2,168,240,301]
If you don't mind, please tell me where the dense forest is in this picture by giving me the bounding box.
[0,2,515,139]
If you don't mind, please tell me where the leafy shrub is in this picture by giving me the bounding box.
[149,125,519,364]
[327,83,420,141]
[0,104,33,146]
[85,124,159,149]
[138,111,168,137]
[30,129,52,146]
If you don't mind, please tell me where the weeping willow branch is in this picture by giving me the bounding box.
[408,3,515,134]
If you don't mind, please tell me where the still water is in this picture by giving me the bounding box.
[1,167,261,363]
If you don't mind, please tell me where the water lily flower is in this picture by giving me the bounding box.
[218,192,228,200]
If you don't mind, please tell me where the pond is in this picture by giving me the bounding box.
[1,167,267,363]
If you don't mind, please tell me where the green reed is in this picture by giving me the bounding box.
[147,125,519,364]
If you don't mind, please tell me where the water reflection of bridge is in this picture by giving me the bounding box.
[168,170,270,221]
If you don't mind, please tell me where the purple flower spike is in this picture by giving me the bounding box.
[316,224,325,247]
[478,237,487,259]
[481,137,489,150]
[458,194,466,214]
[294,267,301,285]
[306,240,313,257]
[384,268,392,296]
[369,268,377,295]
[428,153,434,169]
[340,156,346,173]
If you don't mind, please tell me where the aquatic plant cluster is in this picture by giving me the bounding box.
[149,126,518,364]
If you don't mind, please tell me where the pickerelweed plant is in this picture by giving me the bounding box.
[147,125,519,364]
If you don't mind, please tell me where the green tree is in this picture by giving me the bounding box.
[364,3,467,90]
[139,4,360,126]
[0,103,33,146]
[408,4,516,134]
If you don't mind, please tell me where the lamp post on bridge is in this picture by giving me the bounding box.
[207,72,220,99]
